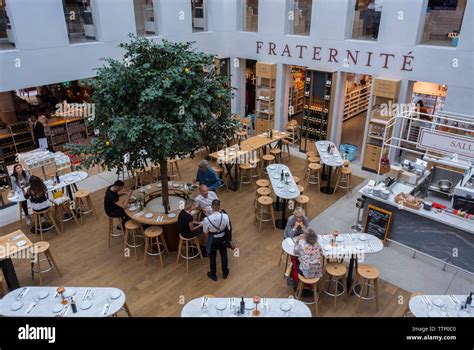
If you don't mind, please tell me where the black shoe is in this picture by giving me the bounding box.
[207,272,217,282]
[223,270,230,279]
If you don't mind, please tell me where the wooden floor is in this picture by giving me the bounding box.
[0,153,410,317]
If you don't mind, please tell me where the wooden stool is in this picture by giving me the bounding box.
[144,226,169,267]
[30,241,62,286]
[151,164,161,182]
[135,167,153,188]
[255,196,276,232]
[269,148,282,163]
[108,216,124,248]
[255,186,272,213]
[282,139,291,162]
[124,220,144,261]
[297,185,305,194]
[306,163,322,192]
[333,167,352,197]
[177,234,204,272]
[295,195,310,211]
[307,156,320,164]
[305,152,318,168]
[293,176,300,184]
[262,155,275,174]
[256,179,270,188]
[295,275,320,316]
[32,207,62,241]
[168,158,182,180]
[211,164,224,179]
[249,158,261,179]
[0,275,7,295]
[354,264,380,312]
[236,130,248,143]
[53,197,79,230]
[239,163,253,191]
[74,190,97,224]
[322,262,348,312]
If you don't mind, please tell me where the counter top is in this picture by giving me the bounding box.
[359,185,474,234]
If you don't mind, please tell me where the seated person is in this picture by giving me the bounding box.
[178,199,204,239]
[11,164,31,225]
[283,207,309,238]
[195,184,219,216]
[104,180,132,227]
[195,160,222,191]
[25,175,51,213]
[294,229,323,279]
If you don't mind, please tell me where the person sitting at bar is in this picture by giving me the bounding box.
[195,160,222,191]
[11,164,31,225]
[195,184,219,216]
[104,180,132,227]
[294,228,323,280]
[24,176,51,213]
[203,199,230,281]
[178,199,204,239]
[283,207,309,238]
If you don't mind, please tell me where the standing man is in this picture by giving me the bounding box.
[203,199,230,281]
[195,160,223,191]
[31,114,48,150]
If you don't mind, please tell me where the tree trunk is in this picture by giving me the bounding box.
[160,159,170,214]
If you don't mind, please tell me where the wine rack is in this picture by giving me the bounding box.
[48,117,91,151]
[0,147,14,209]
[299,70,334,152]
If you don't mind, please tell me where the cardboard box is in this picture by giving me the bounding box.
[256,62,277,79]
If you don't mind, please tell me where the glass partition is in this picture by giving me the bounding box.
[134,0,157,37]
[0,0,15,49]
[287,0,312,36]
[242,0,258,32]
[352,0,383,40]
[191,0,207,32]
[63,0,96,43]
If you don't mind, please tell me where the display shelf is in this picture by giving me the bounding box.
[343,83,371,122]
[299,69,335,152]
[255,62,277,134]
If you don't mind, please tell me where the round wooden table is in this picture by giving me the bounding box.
[125,181,198,251]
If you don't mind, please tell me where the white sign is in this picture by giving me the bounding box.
[417,128,474,159]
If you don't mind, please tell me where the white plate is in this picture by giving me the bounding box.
[229,148,235,151]
[355,245,365,251]
[144,213,153,219]
[80,301,92,310]
[139,188,147,193]
[280,302,291,312]
[129,206,137,212]
[288,188,296,193]
[358,236,368,241]
[323,245,332,251]
[168,213,176,218]
[111,290,121,299]
[63,289,76,298]
[173,184,180,188]
[38,291,49,299]
[458,310,470,317]
[268,166,276,170]
[10,302,23,311]
[432,298,445,307]
[273,175,280,179]
[428,310,441,317]
[277,184,285,189]
[336,236,344,242]
[16,240,27,247]
[53,304,64,313]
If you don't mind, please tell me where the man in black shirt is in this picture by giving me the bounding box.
[31,114,48,149]
[104,180,132,227]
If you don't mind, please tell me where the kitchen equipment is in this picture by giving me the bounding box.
[452,195,474,215]
[438,179,453,192]
[380,189,390,200]
[423,201,433,211]
[372,187,382,197]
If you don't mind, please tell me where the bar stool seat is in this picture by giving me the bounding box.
[53,196,79,229]
[32,207,62,241]
[239,163,253,191]
[295,195,310,211]
[353,264,380,312]
[144,226,169,267]
[256,179,271,188]
[74,189,97,224]
[255,187,272,212]
[124,220,144,260]
[306,151,317,158]
[297,185,305,194]
[306,163,322,192]
[295,274,320,316]
[269,148,282,163]
[177,234,204,272]
[333,167,353,197]
[31,241,62,286]
[323,262,348,312]
[307,156,320,164]
[255,196,276,231]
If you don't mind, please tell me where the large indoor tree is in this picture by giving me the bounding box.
[72,36,236,212]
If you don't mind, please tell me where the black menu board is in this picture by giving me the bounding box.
[364,205,392,243]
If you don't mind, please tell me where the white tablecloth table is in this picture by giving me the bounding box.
[267,164,300,230]
[409,295,473,317]
[7,171,88,203]
[315,141,344,194]
[282,233,383,293]
[0,286,127,317]
[181,297,312,317]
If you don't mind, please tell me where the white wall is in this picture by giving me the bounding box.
[0,0,472,119]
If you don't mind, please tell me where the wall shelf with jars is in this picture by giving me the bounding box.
[255,62,277,135]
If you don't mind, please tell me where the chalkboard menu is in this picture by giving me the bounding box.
[364,205,392,243]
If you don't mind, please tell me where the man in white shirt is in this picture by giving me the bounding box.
[195,184,219,216]
[203,199,230,281]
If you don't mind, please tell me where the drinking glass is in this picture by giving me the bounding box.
[215,302,227,317]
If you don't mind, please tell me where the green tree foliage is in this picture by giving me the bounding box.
[72,36,236,211]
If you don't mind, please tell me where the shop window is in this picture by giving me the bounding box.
[63,0,96,44]
[351,0,383,40]
[191,0,207,32]
[0,0,15,50]
[134,0,157,37]
[421,0,466,47]
[287,0,312,36]
[242,0,258,32]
